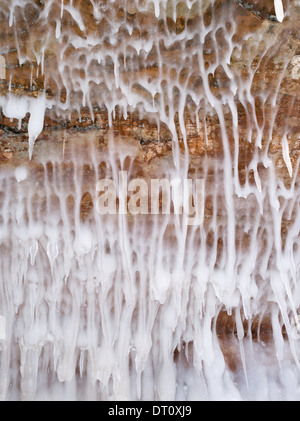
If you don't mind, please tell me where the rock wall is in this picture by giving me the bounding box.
[0,1,299,396]
[0,0,299,172]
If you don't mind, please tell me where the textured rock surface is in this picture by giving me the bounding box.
[0,1,299,388]
[0,0,299,168]
[0,0,299,331]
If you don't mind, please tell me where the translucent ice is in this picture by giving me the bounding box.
[14,166,28,183]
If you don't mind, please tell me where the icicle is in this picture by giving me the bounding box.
[282,134,293,178]
[28,95,46,159]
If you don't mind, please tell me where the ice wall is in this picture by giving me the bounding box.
[0,0,299,401]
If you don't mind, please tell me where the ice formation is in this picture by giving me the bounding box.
[14,166,28,183]
[0,0,299,401]
[0,56,5,80]
[274,0,285,22]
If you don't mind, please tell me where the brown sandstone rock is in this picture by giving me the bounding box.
[0,0,299,344]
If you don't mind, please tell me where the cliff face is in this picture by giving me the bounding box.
[0,1,299,400]
[0,0,299,319]
[0,0,299,172]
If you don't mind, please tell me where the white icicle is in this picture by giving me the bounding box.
[274,0,284,22]
[0,56,6,80]
[282,134,293,178]
[28,95,46,159]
